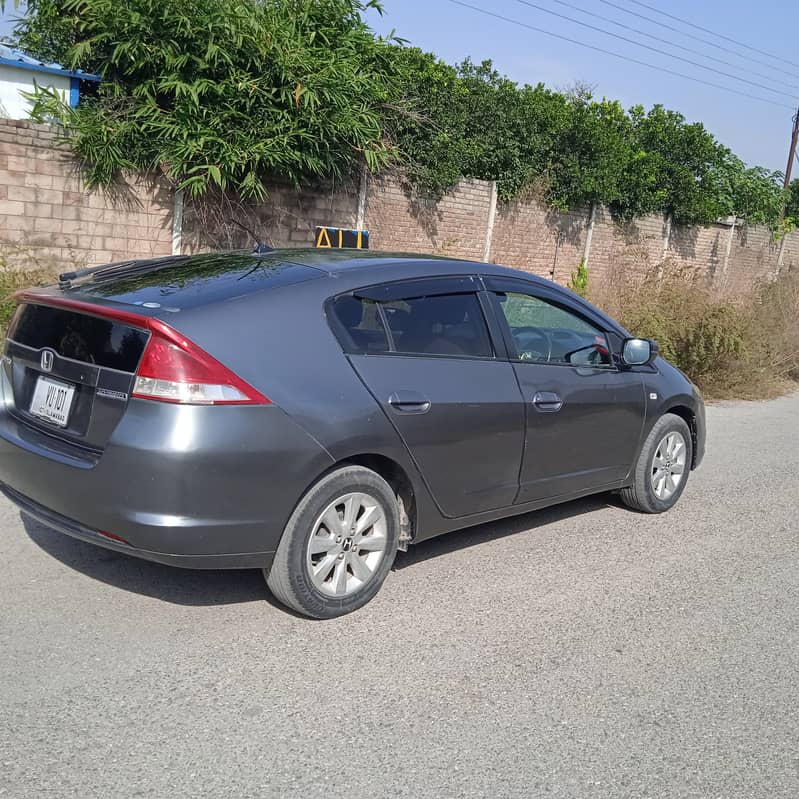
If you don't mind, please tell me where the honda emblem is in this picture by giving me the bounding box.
[40,349,54,373]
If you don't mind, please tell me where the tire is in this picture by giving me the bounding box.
[620,413,693,514]
[265,465,400,619]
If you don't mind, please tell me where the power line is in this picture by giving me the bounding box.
[508,0,797,100]
[622,0,799,72]
[442,0,795,110]
[599,0,799,83]
[546,0,799,93]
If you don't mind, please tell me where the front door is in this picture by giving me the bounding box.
[486,283,646,503]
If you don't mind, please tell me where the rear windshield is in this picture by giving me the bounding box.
[7,303,149,372]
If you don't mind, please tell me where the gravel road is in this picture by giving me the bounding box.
[1,393,798,798]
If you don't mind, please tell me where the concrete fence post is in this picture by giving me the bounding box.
[776,232,788,274]
[582,202,597,268]
[483,180,498,262]
[172,188,184,256]
[661,213,672,257]
[356,169,368,230]
[720,215,736,284]
[656,213,672,280]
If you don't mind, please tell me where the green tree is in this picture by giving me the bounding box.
[12,0,84,67]
[621,105,729,223]
[453,60,572,202]
[25,0,399,199]
[387,53,573,201]
[786,178,799,224]
[548,94,634,211]
[715,155,786,228]
[385,48,470,198]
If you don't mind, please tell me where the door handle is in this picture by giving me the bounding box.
[532,391,563,412]
[388,391,432,414]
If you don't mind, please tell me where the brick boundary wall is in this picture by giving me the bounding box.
[1,120,798,291]
[0,120,173,268]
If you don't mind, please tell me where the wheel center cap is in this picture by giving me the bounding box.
[342,538,354,552]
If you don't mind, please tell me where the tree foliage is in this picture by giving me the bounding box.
[10,2,791,226]
[11,0,82,66]
[786,178,799,224]
[388,51,788,227]
[22,0,397,198]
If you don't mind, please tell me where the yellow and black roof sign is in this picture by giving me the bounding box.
[315,226,369,249]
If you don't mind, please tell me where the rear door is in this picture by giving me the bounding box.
[329,277,525,518]
[485,278,646,503]
[3,300,148,451]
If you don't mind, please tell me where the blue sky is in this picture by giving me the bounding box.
[1,0,797,173]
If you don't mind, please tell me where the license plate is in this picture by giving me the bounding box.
[29,376,76,427]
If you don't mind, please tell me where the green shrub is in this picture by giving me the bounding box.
[568,259,589,297]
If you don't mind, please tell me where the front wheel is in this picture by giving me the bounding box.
[620,413,693,513]
[265,466,400,618]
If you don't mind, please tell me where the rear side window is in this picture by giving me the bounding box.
[328,292,493,358]
[328,296,389,354]
[383,294,492,357]
[7,303,149,372]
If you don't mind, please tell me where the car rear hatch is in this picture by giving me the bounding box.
[2,252,324,453]
[4,298,149,452]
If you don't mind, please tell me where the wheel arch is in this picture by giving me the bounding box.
[297,453,418,550]
[338,454,416,549]
[663,404,699,469]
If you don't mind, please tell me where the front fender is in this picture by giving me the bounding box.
[635,358,705,470]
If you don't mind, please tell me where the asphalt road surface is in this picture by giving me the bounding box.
[1,393,798,799]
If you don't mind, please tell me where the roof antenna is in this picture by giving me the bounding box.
[228,218,273,253]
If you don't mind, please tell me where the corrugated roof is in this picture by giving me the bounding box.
[0,43,100,81]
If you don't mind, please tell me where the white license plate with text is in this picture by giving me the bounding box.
[29,376,75,427]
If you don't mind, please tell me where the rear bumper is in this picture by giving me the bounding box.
[2,482,275,569]
[0,397,334,569]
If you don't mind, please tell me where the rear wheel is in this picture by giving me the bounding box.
[265,466,400,618]
[620,413,692,514]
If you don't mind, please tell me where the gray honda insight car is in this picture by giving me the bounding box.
[0,249,705,618]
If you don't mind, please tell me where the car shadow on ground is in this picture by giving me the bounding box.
[393,494,618,569]
[22,494,620,608]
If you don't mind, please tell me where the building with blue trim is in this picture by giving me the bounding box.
[0,44,100,119]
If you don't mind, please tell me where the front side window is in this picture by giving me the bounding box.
[495,292,611,367]
[383,293,493,358]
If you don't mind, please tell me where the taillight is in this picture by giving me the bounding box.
[14,292,270,406]
[132,320,270,405]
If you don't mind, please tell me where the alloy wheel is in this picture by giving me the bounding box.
[305,492,389,598]
[651,431,687,501]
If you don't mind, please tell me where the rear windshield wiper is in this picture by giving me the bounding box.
[59,256,192,289]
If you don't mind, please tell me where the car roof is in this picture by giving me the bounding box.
[34,248,622,333]
[269,248,553,284]
[47,248,550,308]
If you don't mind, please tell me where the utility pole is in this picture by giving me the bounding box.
[776,106,799,273]
[783,105,799,191]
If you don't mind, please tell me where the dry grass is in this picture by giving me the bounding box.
[0,242,60,338]
[590,260,799,401]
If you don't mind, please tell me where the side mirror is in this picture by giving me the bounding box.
[622,338,658,366]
